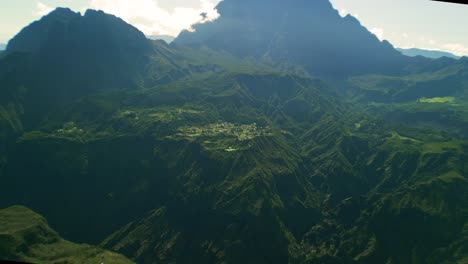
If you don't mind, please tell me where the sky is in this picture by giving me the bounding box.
[0,0,467,56]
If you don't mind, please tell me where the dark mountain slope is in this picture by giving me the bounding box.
[1,8,193,130]
[299,136,468,263]
[6,8,152,93]
[176,0,409,79]
[0,9,194,190]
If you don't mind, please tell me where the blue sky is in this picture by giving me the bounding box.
[1,0,467,56]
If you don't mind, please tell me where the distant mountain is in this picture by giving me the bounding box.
[176,0,410,79]
[147,34,175,43]
[0,43,5,50]
[6,8,153,93]
[397,47,460,59]
[2,8,189,128]
[7,8,152,55]
[5,8,152,98]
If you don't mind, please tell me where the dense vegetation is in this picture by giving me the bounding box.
[0,0,467,263]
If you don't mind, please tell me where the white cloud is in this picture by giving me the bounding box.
[402,33,409,39]
[338,8,348,17]
[440,43,468,56]
[35,2,53,17]
[87,0,220,36]
[397,44,416,49]
[370,27,384,41]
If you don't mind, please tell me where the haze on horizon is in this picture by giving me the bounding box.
[0,0,467,56]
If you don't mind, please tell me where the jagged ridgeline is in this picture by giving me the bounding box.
[176,0,409,80]
[0,0,467,264]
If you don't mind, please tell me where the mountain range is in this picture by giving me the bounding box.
[0,0,467,263]
[147,34,176,43]
[397,47,461,60]
[176,0,411,81]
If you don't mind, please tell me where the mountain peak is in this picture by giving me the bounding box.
[49,7,78,16]
[84,8,105,16]
[36,7,81,26]
[176,0,406,79]
[216,0,334,11]
[37,7,80,20]
[213,0,338,22]
[7,8,150,54]
[3,7,154,113]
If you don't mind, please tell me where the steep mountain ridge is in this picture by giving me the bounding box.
[5,8,152,96]
[7,8,152,56]
[176,0,409,79]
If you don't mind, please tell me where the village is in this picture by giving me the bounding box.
[176,122,272,141]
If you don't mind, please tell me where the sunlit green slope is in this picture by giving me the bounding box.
[0,205,133,264]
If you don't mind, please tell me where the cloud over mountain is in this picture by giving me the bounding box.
[88,0,220,36]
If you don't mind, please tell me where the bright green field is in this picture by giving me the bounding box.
[418,97,456,103]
